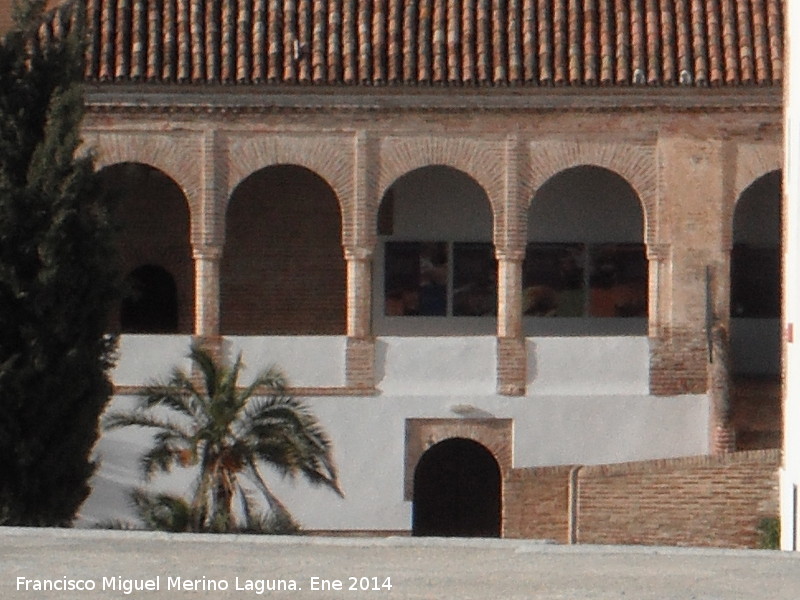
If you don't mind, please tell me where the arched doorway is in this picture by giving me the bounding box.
[221,165,345,334]
[412,438,501,537]
[730,170,782,449]
[120,265,179,333]
[527,165,647,335]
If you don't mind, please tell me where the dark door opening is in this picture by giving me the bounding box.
[412,438,501,537]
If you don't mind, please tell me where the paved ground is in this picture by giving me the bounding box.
[2,527,800,599]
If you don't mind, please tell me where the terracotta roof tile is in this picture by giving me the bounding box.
[44,0,783,87]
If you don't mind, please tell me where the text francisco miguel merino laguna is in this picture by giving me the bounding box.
[17,575,301,594]
[17,575,394,594]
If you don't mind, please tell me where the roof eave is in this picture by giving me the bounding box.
[84,83,782,115]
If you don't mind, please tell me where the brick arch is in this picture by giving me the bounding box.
[374,137,506,248]
[225,135,354,244]
[404,418,512,500]
[525,141,656,246]
[723,144,782,251]
[733,145,782,205]
[87,132,201,236]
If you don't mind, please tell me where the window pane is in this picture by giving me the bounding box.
[731,244,780,318]
[384,242,448,316]
[588,244,648,317]
[453,243,497,316]
[523,243,585,317]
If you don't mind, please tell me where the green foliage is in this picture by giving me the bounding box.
[0,0,119,525]
[104,345,342,534]
[757,517,780,550]
[129,488,192,533]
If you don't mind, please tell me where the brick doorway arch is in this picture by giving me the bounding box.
[412,438,501,538]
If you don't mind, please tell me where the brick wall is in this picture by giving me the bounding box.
[502,451,779,548]
[732,377,782,450]
[503,465,573,543]
[576,450,780,548]
[649,328,709,395]
[0,0,12,34]
[220,165,346,335]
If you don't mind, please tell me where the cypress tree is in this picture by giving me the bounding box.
[0,0,119,525]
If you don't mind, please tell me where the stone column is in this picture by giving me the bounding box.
[496,250,525,396]
[345,246,372,338]
[345,246,375,390]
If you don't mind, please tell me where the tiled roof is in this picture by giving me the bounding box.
[42,0,783,87]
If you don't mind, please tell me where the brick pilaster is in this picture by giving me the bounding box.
[346,336,375,390]
[496,251,525,395]
[344,247,376,389]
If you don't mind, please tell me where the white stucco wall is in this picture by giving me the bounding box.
[376,336,497,396]
[80,390,708,531]
[112,335,347,388]
[388,166,493,241]
[81,334,708,532]
[227,336,347,387]
[112,335,194,386]
[528,166,643,243]
[526,336,649,395]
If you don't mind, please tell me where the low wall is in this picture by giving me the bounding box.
[503,465,573,543]
[503,450,780,548]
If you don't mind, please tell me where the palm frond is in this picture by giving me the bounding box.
[188,344,220,399]
[220,352,244,402]
[238,365,287,404]
[139,377,200,420]
[243,459,294,524]
[103,410,193,439]
[139,438,189,479]
[236,482,256,529]
[129,488,191,532]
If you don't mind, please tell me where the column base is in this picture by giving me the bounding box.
[191,335,227,362]
[497,337,526,396]
[346,337,375,390]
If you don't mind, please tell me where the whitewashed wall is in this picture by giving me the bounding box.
[226,336,347,387]
[80,334,708,532]
[80,391,708,530]
[112,335,194,386]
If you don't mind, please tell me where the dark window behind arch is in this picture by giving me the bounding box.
[120,265,179,334]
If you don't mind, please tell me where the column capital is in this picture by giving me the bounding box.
[344,246,374,261]
[494,249,525,262]
[192,245,223,261]
[646,243,671,261]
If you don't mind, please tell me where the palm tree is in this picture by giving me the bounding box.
[104,344,343,533]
